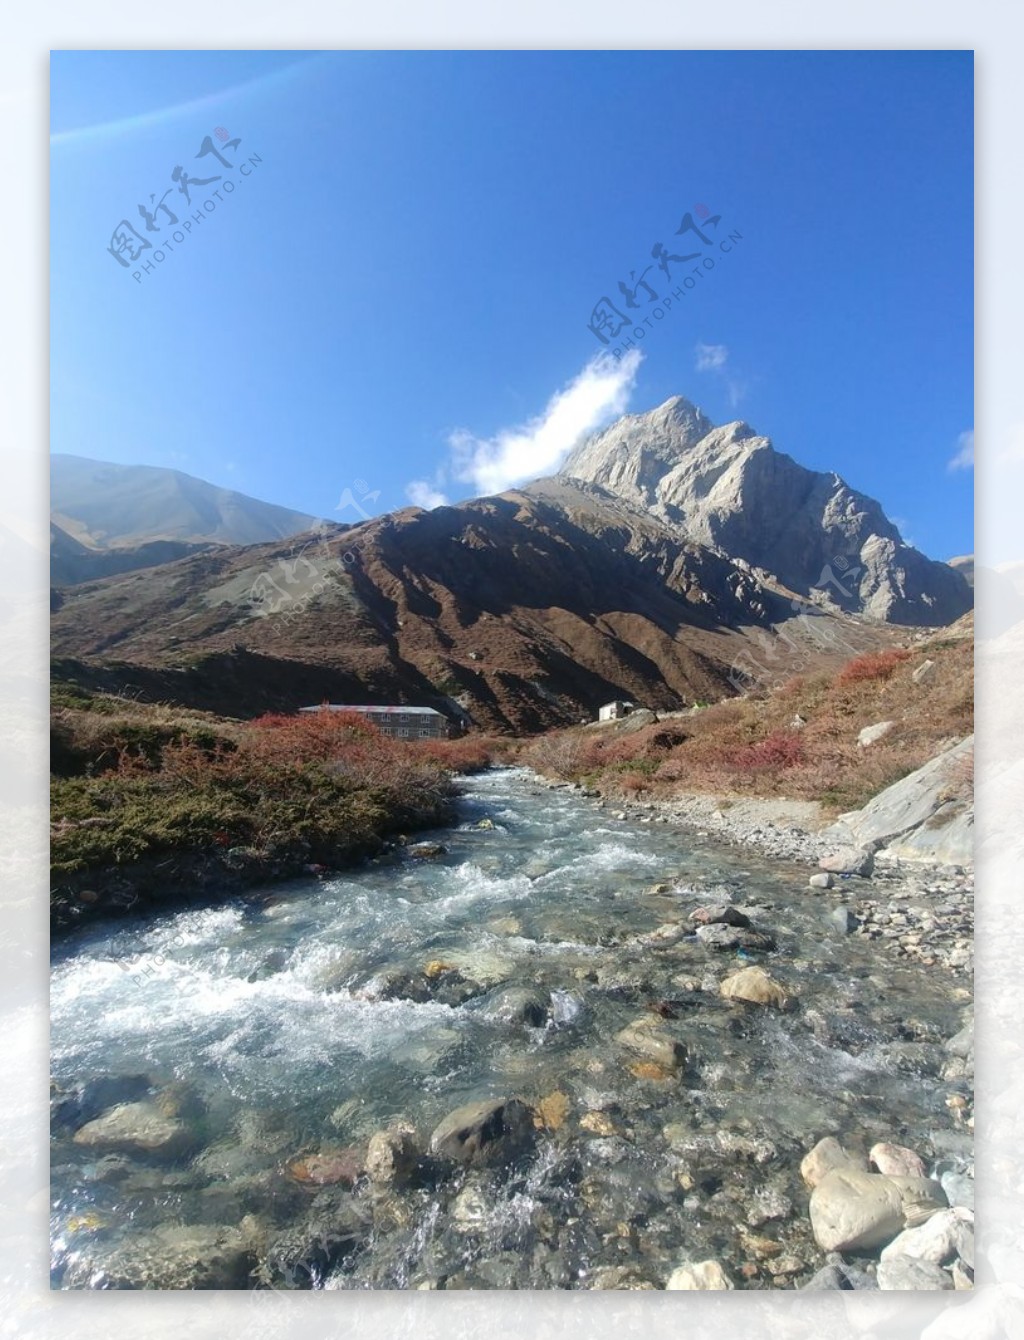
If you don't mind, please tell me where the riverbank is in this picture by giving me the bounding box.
[540,768,974,980]
[50,687,507,933]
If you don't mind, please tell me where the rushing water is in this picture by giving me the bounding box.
[50,768,970,1289]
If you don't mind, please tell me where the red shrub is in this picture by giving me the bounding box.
[836,649,911,686]
[721,729,805,773]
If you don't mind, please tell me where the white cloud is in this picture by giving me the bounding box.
[695,341,728,372]
[406,480,450,510]
[441,350,643,497]
[948,429,974,471]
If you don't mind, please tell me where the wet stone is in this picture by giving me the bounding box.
[429,1098,535,1169]
[694,924,776,952]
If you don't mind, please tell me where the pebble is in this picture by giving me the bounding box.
[665,1259,734,1290]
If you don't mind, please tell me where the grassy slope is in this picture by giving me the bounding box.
[522,629,973,814]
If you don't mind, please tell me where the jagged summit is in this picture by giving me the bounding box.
[560,398,971,626]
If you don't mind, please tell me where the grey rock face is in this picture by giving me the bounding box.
[561,396,972,626]
[825,735,974,866]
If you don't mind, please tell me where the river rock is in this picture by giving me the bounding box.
[694,923,775,952]
[689,904,751,928]
[534,1091,571,1132]
[803,1260,878,1291]
[809,1169,947,1252]
[819,845,875,876]
[940,1169,974,1211]
[72,1101,196,1160]
[665,1259,734,1290]
[858,720,895,748]
[800,1137,861,1189]
[945,1023,974,1058]
[550,989,583,1026]
[580,1111,618,1137]
[407,842,447,859]
[869,1141,926,1179]
[809,872,834,890]
[61,1223,255,1289]
[876,1256,953,1290]
[451,1181,491,1231]
[952,1259,974,1289]
[480,985,549,1028]
[719,965,791,1009]
[615,1018,687,1071]
[286,1145,365,1187]
[588,1266,657,1289]
[429,1097,535,1168]
[52,1074,152,1132]
[829,906,858,934]
[880,1208,972,1266]
[365,1122,419,1188]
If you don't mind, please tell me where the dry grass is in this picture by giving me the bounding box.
[522,636,972,813]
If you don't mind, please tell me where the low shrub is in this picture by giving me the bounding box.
[835,649,911,685]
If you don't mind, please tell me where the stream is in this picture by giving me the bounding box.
[50,767,971,1290]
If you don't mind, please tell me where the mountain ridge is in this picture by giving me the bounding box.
[561,396,971,626]
[50,455,319,569]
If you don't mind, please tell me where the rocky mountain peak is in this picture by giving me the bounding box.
[559,398,972,627]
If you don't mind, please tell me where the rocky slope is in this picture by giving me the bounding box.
[561,397,973,626]
[50,480,890,733]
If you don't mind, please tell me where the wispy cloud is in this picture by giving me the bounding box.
[695,341,728,372]
[696,341,750,408]
[948,429,974,472]
[406,479,450,510]
[414,350,643,501]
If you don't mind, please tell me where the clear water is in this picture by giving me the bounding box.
[50,768,969,1289]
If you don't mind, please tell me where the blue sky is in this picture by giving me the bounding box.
[51,49,973,558]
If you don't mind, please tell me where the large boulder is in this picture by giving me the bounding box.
[809,1168,946,1253]
[429,1097,535,1168]
[824,736,974,866]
